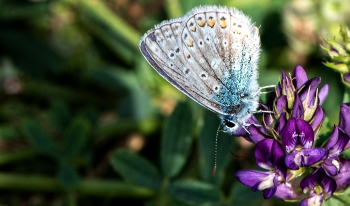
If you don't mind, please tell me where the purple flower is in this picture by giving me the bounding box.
[300,168,336,204]
[281,118,314,152]
[343,73,350,85]
[236,139,287,199]
[339,103,350,148]
[282,118,326,170]
[246,66,328,145]
[322,126,350,176]
[334,160,350,191]
[235,66,350,205]
[274,181,303,201]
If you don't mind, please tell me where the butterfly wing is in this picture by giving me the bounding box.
[140,15,223,114]
[140,6,260,116]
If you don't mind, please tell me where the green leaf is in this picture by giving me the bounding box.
[21,118,59,158]
[324,194,350,206]
[48,101,71,131]
[167,179,223,205]
[198,110,233,184]
[89,68,127,91]
[0,125,20,141]
[78,0,140,50]
[111,149,162,189]
[230,181,264,205]
[0,0,49,19]
[161,102,193,178]
[57,163,80,189]
[62,117,90,159]
[0,29,63,76]
[91,68,154,120]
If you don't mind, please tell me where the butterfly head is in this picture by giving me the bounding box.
[220,92,260,134]
[222,119,240,134]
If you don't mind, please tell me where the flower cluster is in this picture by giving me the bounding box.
[322,26,350,87]
[235,66,350,205]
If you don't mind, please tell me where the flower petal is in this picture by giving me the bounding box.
[291,94,304,118]
[275,95,288,116]
[325,126,349,156]
[319,84,329,105]
[285,152,300,170]
[236,170,271,188]
[334,159,350,191]
[274,180,303,201]
[310,106,325,134]
[263,176,277,199]
[280,70,295,107]
[281,118,314,153]
[300,193,323,206]
[255,139,285,170]
[248,125,268,144]
[232,116,259,140]
[292,65,308,89]
[300,168,336,200]
[276,82,282,97]
[322,158,340,176]
[275,112,287,135]
[339,103,350,138]
[285,148,326,169]
[300,148,326,166]
[298,77,321,108]
[263,108,275,129]
[343,72,350,84]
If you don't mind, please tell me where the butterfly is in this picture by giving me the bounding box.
[139,5,268,135]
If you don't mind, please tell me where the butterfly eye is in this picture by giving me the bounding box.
[224,120,236,128]
[240,93,248,98]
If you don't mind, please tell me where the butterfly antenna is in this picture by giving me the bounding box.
[212,123,222,176]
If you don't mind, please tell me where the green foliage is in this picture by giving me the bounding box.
[21,118,59,158]
[57,163,80,188]
[111,102,228,205]
[167,180,223,205]
[0,0,348,205]
[111,149,162,189]
[161,102,193,178]
[199,110,233,185]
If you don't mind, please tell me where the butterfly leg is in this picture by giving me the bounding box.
[241,124,250,134]
[250,110,274,114]
[259,85,276,90]
[253,85,276,96]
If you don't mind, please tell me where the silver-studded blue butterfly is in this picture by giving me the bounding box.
[140,5,264,134]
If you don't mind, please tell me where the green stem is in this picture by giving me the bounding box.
[165,0,183,18]
[0,173,155,198]
[0,149,39,165]
[94,117,161,143]
[158,178,171,206]
[68,0,141,50]
[343,86,350,103]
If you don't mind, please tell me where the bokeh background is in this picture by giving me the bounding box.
[0,0,349,205]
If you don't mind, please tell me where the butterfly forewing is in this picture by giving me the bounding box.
[140,5,260,117]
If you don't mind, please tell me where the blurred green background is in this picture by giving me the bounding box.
[0,0,349,205]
